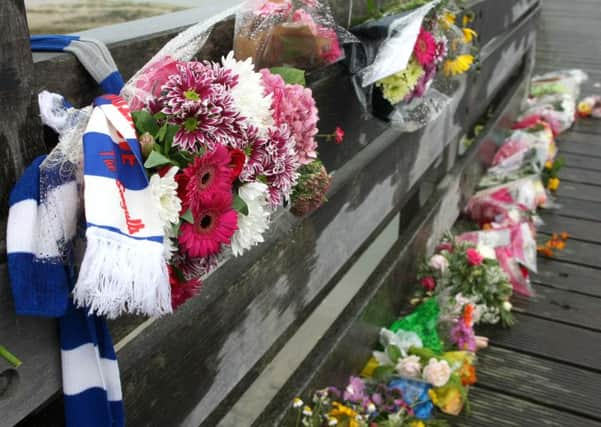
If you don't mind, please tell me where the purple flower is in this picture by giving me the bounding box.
[450,320,477,351]
[343,376,366,403]
[158,61,246,151]
[239,125,299,208]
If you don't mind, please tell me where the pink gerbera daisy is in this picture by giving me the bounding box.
[181,145,233,211]
[178,191,238,258]
[413,28,437,67]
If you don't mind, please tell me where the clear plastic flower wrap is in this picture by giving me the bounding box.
[520,93,577,136]
[465,176,549,226]
[233,0,351,70]
[530,69,588,101]
[456,223,537,296]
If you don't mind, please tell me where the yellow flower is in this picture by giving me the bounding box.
[292,397,304,408]
[544,160,553,170]
[329,402,360,426]
[360,356,379,378]
[376,59,425,104]
[462,14,474,27]
[462,28,477,43]
[440,11,456,29]
[410,421,426,427]
[443,55,474,76]
[578,100,593,117]
[430,386,464,415]
[547,177,560,191]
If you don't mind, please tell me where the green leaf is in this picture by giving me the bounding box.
[164,125,179,153]
[156,124,168,142]
[372,365,395,382]
[181,209,194,224]
[386,344,402,364]
[233,194,249,216]
[132,110,160,136]
[144,150,172,169]
[270,67,306,86]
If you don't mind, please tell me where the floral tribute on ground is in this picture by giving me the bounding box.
[292,69,585,427]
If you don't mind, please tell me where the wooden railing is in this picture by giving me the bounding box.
[0,1,540,425]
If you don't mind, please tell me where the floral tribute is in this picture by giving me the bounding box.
[234,0,345,70]
[129,52,335,309]
[293,69,584,427]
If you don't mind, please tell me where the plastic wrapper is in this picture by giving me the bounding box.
[530,69,588,101]
[121,6,238,110]
[520,93,577,136]
[352,0,441,87]
[479,125,556,187]
[466,176,548,225]
[233,0,352,70]
[457,223,537,296]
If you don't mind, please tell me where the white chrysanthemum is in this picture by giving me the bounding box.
[149,166,181,226]
[221,51,274,133]
[163,225,177,262]
[231,182,271,257]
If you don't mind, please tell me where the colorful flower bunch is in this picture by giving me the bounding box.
[537,232,569,258]
[234,0,344,70]
[418,239,514,327]
[376,27,448,104]
[130,52,337,309]
[439,11,477,77]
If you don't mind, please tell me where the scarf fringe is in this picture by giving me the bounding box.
[74,227,172,319]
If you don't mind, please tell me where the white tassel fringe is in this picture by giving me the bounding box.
[74,227,172,319]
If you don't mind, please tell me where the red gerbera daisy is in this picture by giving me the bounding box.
[181,145,233,211]
[413,28,437,67]
[178,191,238,258]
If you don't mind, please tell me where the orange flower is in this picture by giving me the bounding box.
[560,232,569,240]
[555,241,566,250]
[463,304,474,326]
[460,361,477,386]
[482,223,493,230]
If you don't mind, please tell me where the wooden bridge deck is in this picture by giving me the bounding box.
[456,0,601,425]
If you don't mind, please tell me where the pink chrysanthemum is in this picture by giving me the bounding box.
[450,320,477,352]
[413,28,437,68]
[261,69,319,165]
[159,61,246,151]
[180,145,233,211]
[239,125,299,208]
[168,265,202,310]
[179,191,238,258]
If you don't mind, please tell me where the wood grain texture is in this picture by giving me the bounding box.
[538,213,601,244]
[476,346,601,420]
[479,313,601,371]
[533,257,601,297]
[560,153,601,172]
[560,167,601,186]
[537,235,601,268]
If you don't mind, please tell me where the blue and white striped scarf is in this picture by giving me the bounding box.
[75,94,171,317]
[7,157,124,427]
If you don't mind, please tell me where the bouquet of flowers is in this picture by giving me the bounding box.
[233,0,347,70]
[465,176,548,226]
[418,239,514,327]
[122,50,334,310]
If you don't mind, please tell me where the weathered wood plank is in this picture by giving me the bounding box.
[513,284,601,331]
[538,234,601,268]
[454,387,601,427]
[479,313,601,371]
[560,167,601,186]
[475,346,601,420]
[533,258,601,297]
[554,181,601,203]
[557,133,601,158]
[560,153,601,172]
[545,197,601,222]
[538,213,601,244]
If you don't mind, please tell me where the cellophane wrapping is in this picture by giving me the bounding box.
[233,0,351,70]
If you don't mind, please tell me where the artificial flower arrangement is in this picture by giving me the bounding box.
[127,52,337,310]
[234,0,346,70]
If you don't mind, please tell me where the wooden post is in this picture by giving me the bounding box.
[0,0,46,251]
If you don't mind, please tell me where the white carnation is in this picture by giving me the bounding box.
[149,166,181,226]
[422,358,452,387]
[231,182,271,257]
[395,355,422,378]
[222,52,274,133]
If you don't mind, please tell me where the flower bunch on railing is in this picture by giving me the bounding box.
[294,68,586,427]
[127,51,337,309]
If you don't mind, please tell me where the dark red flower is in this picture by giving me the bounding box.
[168,265,201,310]
[228,148,246,182]
[334,126,344,144]
[420,276,436,291]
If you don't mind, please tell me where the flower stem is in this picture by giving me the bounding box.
[0,346,22,368]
